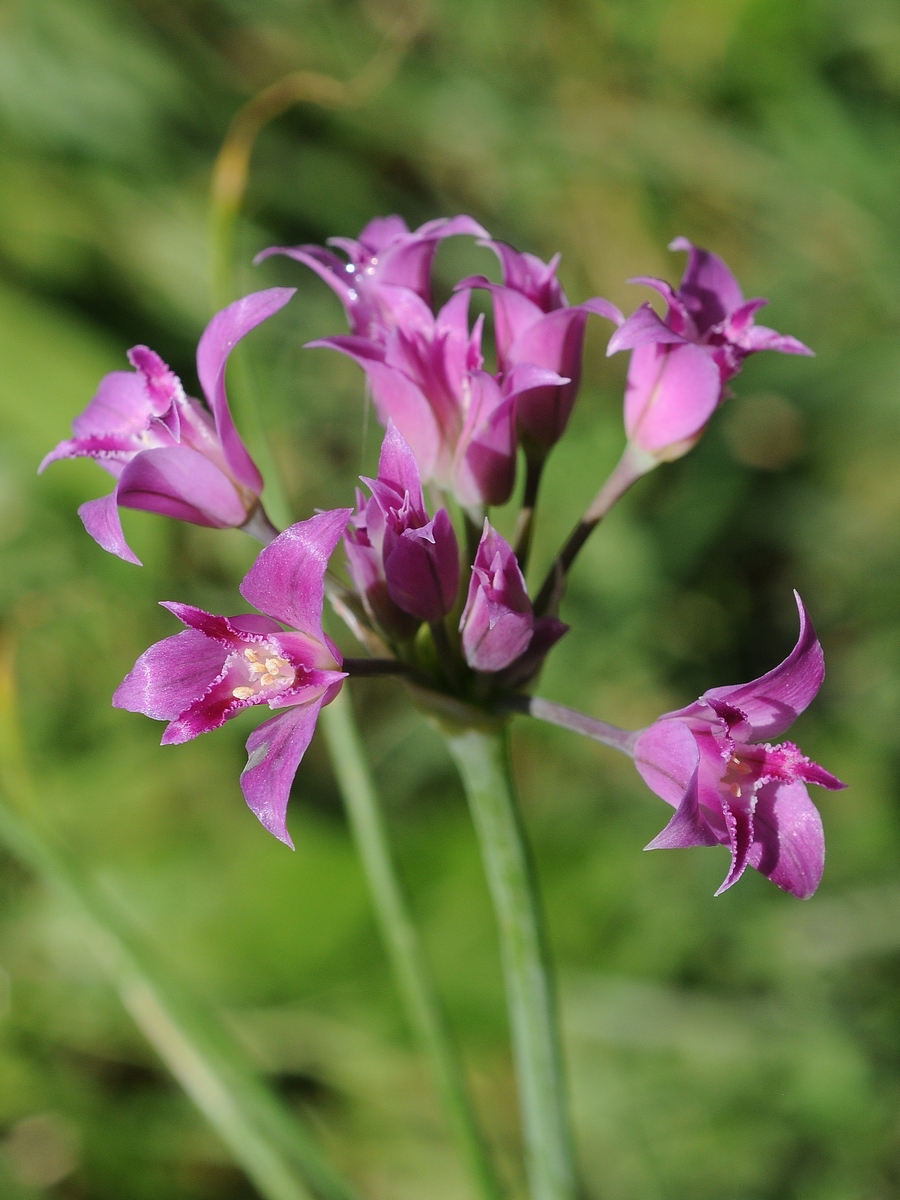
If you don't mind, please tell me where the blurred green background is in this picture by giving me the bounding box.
[0,0,897,1195]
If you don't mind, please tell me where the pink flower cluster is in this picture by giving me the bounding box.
[42,214,842,894]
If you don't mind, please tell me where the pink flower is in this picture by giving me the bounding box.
[633,594,844,898]
[257,214,487,341]
[462,242,622,454]
[113,510,351,846]
[607,239,813,461]
[310,292,564,508]
[350,424,459,625]
[40,290,294,564]
[460,521,566,674]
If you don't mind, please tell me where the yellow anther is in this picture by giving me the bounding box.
[265,658,282,674]
[232,686,255,700]
[244,647,260,661]
[729,755,753,775]
[248,661,267,675]
[260,673,276,686]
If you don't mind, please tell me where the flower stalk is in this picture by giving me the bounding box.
[533,444,653,615]
[320,690,505,1200]
[444,726,579,1200]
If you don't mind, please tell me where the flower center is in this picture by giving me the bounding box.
[720,740,817,800]
[231,644,295,701]
[722,752,756,799]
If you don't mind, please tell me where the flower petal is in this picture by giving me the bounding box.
[196,288,295,493]
[702,592,825,741]
[373,422,427,516]
[241,695,334,847]
[624,341,722,454]
[113,628,229,721]
[455,373,517,507]
[72,370,155,439]
[633,718,701,808]
[736,324,814,356]
[747,780,825,899]
[669,237,744,333]
[160,603,251,647]
[644,768,719,850]
[116,446,248,528]
[714,795,755,895]
[78,490,142,565]
[377,215,488,296]
[384,508,460,621]
[240,509,352,639]
[463,280,546,364]
[607,303,687,356]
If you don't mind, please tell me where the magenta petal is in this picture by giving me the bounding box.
[582,296,625,326]
[256,244,354,297]
[72,370,156,439]
[669,237,744,333]
[162,677,244,745]
[747,780,825,899]
[460,522,533,672]
[507,309,590,448]
[306,333,386,364]
[375,423,427,514]
[608,304,687,356]
[240,509,352,640]
[737,325,814,356]
[113,628,228,720]
[507,307,586,381]
[160,603,247,647]
[385,508,460,621]
[488,285,547,363]
[702,592,825,741]
[456,375,517,508]
[116,446,248,528]
[416,214,489,241]
[463,605,533,672]
[624,341,722,453]
[633,718,701,808]
[196,288,295,493]
[714,796,755,896]
[356,214,411,250]
[228,613,286,636]
[374,215,489,298]
[78,491,142,565]
[241,696,332,847]
[645,768,719,850]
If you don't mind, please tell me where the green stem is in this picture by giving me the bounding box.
[444,726,579,1200]
[513,454,545,577]
[320,690,505,1200]
[533,444,654,616]
[0,712,356,1200]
